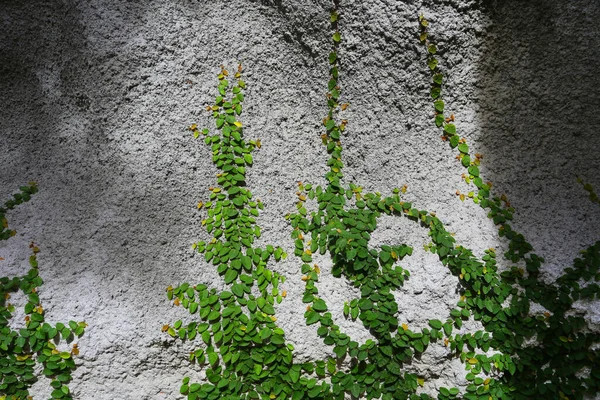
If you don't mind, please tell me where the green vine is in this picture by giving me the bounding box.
[0,184,38,241]
[577,177,600,206]
[167,3,599,399]
[0,185,87,400]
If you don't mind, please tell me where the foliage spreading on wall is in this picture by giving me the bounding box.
[0,184,86,400]
[166,2,599,399]
[165,1,600,398]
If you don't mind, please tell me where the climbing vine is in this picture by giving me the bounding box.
[167,2,599,399]
[0,185,86,400]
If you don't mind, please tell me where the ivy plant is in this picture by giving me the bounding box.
[0,185,86,400]
[167,2,599,399]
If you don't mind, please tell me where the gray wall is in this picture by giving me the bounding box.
[1,0,599,398]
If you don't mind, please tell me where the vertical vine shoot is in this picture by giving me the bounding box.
[1,184,87,400]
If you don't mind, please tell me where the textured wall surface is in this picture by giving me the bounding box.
[1,0,599,398]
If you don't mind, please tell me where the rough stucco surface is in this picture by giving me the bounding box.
[1,0,599,398]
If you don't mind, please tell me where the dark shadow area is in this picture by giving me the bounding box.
[475,0,600,263]
[0,1,122,233]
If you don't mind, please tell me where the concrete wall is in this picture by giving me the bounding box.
[1,0,599,398]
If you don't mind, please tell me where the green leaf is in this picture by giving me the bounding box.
[443,322,453,336]
[461,155,471,167]
[232,284,245,298]
[312,299,328,312]
[329,52,337,65]
[468,165,479,177]
[305,311,320,325]
[351,384,361,398]
[289,368,300,383]
[428,58,438,70]
[208,352,218,367]
[414,340,424,353]
[429,319,442,330]
[333,345,346,358]
[260,328,272,340]
[444,123,456,135]
[435,114,444,127]
[224,269,238,284]
[449,135,459,148]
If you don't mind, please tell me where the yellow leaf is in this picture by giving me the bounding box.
[417,378,425,387]
[197,201,203,209]
[401,323,409,331]
[468,358,478,364]
[189,124,197,131]
[15,354,31,361]
[234,121,242,128]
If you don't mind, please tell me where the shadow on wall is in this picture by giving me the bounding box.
[0,1,122,235]
[474,0,600,264]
